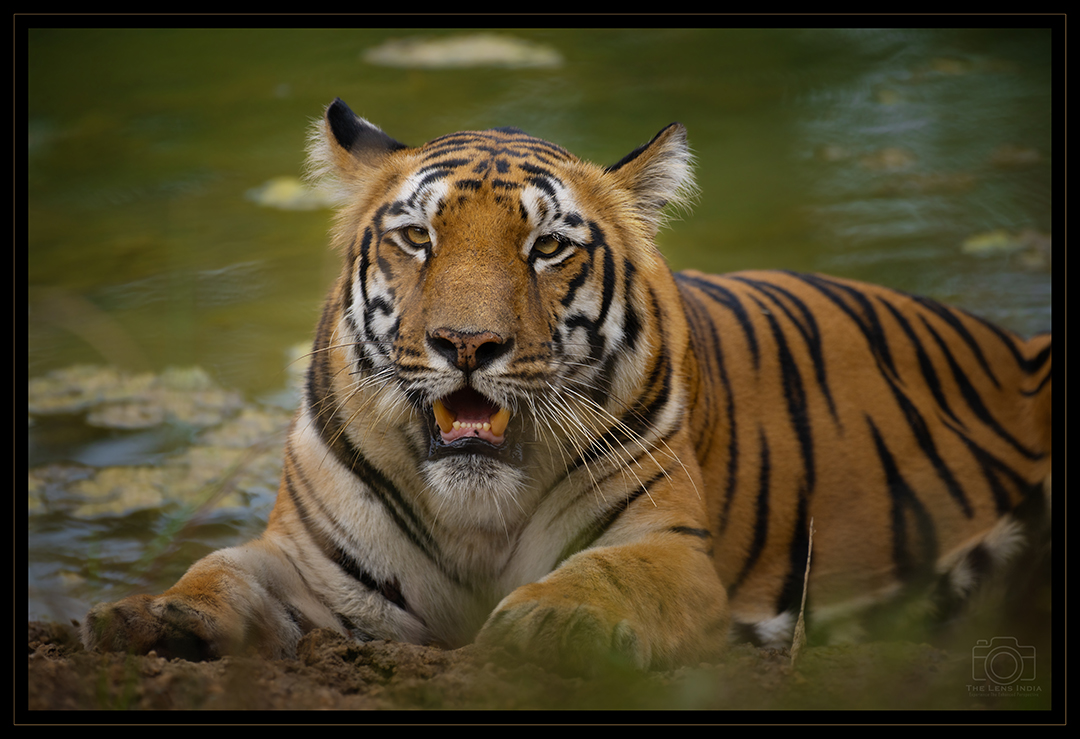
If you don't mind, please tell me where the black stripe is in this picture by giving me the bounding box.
[882,358,975,519]
[591,225,618,338]
[670,526,711,539]
[880,298,965,430]
[948,423,1042,515]
[283,446,409,613]
[921,316,1045,462]
[330,435,442,570]
[592,557,633,597]
[583,235,622,397]
[911,295,1003,388]
[418,157,472,172]
[354,226,372,320]
[621,259,643,352]
[678,279,739,534]
[306,294,342,424]
[357,224,397,367]
[675,272,761,369]
[1024,357,1051,396]
[751,291,815,493]
[410,168,453,198]
[554,470,668,565]
[776,486,811,617]
[727,428,771,598]
[677,283,716,457]
[572,324,674,471]
[558,257,591,306]
[787,272,902,380]
[1023,338,1052,376]
[730,274,838,423]
[525,175,559,203]
[867,416,938,583]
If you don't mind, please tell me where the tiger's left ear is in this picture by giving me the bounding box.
[606,123,697,231]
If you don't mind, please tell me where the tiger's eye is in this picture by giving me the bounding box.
[533,234,562,256]
[402,226,431,247]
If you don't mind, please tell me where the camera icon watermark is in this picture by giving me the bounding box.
[971,636,1036,685]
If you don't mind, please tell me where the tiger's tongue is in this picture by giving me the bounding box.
[433,388,511,445]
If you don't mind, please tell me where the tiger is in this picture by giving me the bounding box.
[82,98,1052,673]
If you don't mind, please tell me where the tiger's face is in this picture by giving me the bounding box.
[309,101,694,532]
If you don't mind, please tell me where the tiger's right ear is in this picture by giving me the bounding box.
[306,98,407,184]
[325,98,407,166]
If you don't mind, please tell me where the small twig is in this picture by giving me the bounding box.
[790,517,814,667]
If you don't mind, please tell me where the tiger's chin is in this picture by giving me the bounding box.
[421,453,533,532]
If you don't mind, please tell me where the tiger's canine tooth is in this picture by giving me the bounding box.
[433,398,455,434]
[490,407,511,437]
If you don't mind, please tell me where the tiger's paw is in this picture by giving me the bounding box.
[82,594,234,662]
[476,587,650,676]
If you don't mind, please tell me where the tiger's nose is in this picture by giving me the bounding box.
[427,328,512,373]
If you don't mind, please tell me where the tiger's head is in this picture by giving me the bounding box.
[306,99,696,531]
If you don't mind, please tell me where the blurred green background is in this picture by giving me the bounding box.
[26,28,1053,627]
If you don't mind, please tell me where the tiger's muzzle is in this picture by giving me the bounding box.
[424,328,524,464]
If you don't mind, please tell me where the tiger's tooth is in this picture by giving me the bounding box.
[433,399,455,434]
[490,407,511,437]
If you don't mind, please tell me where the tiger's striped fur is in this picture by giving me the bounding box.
[82,99,1052,671]
[677,270,1051,645]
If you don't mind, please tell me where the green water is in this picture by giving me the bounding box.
[26,28,1053,623]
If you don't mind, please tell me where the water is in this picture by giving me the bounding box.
[25,28,1054,623]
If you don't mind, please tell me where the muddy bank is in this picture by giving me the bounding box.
[25,619,1053,714]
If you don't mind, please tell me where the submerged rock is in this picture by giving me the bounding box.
[27,365,289,516]
[363,33,563,70]
[28,365,244,430]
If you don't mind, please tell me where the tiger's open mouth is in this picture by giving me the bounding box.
[427,387,521,463]
[433,387,511,444]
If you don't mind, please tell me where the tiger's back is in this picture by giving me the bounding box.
[678,269,1051,644]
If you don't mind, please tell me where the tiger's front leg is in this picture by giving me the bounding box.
[477,531,730,674]
[81,536,343,661]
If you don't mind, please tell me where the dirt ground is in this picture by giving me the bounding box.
[24,618,1054,716]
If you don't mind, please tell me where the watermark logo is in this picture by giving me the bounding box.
[972,636,1036,684]
[968,636,1040,699]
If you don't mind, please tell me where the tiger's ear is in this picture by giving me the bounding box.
[606,123,697,231]
[306,98,407,186]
